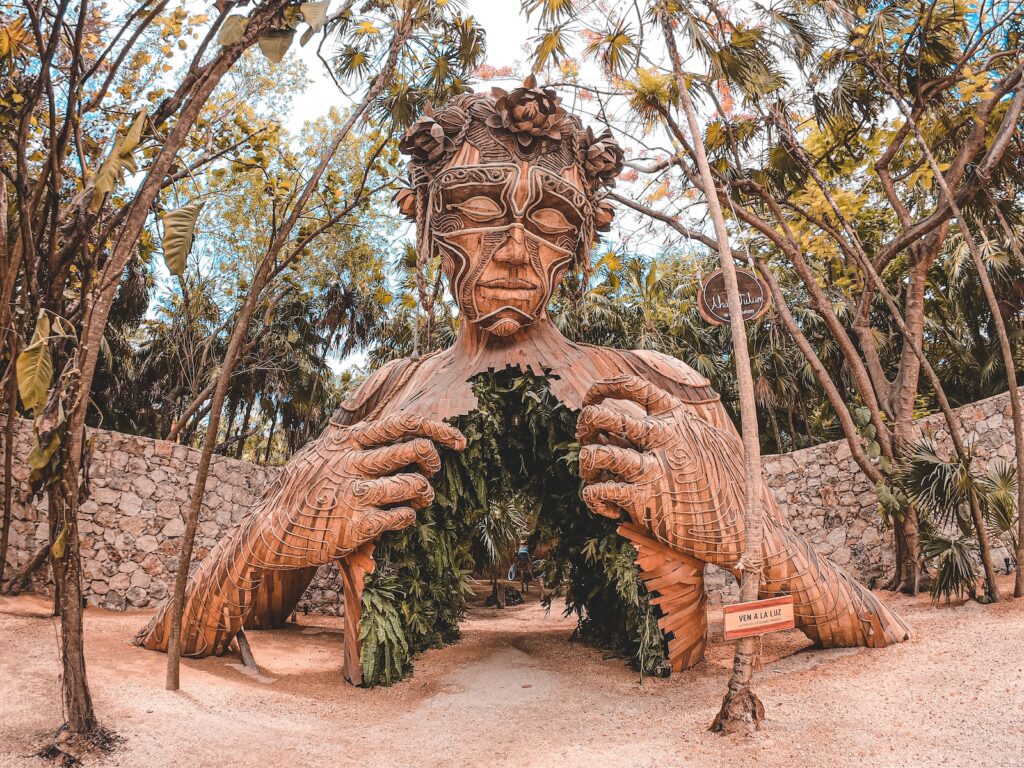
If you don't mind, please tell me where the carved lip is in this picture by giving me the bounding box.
[478,277,537,290]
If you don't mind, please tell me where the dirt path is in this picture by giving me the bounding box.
[2,581,1023,768]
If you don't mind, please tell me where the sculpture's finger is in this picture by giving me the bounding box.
[353,413,467,452]
[583,375,680,415]
[355,439,442,478]
[356,506,417,540]
[577,403,671,450]
[579,444,649,483]
[581,480,644,519]
[353,473,434,509]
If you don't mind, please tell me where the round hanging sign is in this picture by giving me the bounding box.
[698,268,770,326]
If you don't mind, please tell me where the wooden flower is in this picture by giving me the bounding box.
[579,127,624,188]
[486,74,567,151]
[399,102,452,163]
[595,199,616,232]
[393,186,417,220]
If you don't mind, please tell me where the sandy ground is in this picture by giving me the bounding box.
[2,579,1023,768]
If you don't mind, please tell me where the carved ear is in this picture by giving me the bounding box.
[394,187,417,220]
[523,73,537,88]
[595,199,615,232]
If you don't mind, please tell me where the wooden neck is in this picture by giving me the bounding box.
[450,314,576,371]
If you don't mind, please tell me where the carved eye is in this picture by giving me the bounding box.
[531,208,573,234]
[454,196,503,222]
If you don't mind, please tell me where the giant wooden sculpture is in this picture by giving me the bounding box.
[136,78,909,682]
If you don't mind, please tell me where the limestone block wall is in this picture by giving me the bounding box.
[2,386,1020,612]
[0,420,342,614]
[760,386,1020,584]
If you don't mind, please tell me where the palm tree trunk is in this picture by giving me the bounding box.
[657,3,767,733]
[235,397,255,459]
[767,409,783,454]
[785,404,797,452]
[263,407,277,464]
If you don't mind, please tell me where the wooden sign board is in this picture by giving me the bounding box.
[698,268,770,326]
[723,595,795,640]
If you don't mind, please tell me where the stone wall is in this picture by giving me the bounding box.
[3,386,1021,611]
[760,386,1020,585]
[0,420,344,614]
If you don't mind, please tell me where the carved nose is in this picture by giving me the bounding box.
[493,226,528,264]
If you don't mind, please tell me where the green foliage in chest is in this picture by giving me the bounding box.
[358,369,668,686]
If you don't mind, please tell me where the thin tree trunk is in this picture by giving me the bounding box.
[1,368,18,584]
[263,407,277,464]
[0,182,14,586]
[165,287,267,690]
[766,409,782,455]
[235,397,255,459]
[180,402,212,447]
[220,396,239,456]
[989,202,1024,594]
[52,470,96,732]
[657,4,767,733]
[960,230,1019,599]
[167,378,217,441]
[163,25,411,690]
[785,404,797,452]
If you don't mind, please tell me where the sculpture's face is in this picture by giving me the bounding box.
[431,162,588,337]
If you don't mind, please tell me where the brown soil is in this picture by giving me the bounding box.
[2,578,1023,768]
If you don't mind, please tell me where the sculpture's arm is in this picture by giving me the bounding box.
[135,414,466,660]
[576,375,910,657]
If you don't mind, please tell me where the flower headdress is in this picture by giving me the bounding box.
[394,77,624,348]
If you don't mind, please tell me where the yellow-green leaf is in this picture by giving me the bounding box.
[16,312,52,412]
[51,526,67,560]
[161,202,205,276]
[258,28,295,63]
[300,1,329,33]
[89,108,148,213]
[28,432,60,471]
[120,107,148,157]
[217,15,248,46]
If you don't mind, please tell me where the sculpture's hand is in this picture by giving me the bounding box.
[252,413,467,569]
[576,375,745,565]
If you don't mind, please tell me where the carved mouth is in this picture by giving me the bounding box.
[478,277,537,290]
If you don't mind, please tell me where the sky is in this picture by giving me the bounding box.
[290,1,534,130]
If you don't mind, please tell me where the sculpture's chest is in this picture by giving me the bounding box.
[338,344,722,430]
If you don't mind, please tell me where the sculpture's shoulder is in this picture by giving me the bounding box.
[332,356,424,427]
[627,349,713,388]
[599,347,720,405]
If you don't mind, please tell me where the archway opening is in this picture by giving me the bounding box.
[357,368,667,686]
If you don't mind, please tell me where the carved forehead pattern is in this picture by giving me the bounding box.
[427,164,591,219]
